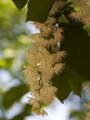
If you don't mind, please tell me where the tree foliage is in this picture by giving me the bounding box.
[1,0,90,119]
[11,0,90,117]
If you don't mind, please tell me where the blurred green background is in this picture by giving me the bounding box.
[0,0,89,120]
[0,0,32,119]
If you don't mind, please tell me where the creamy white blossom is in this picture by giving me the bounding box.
[24,1,66,116]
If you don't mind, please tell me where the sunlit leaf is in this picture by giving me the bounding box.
[0,58,13,68]
[69,110,85,120]
[3,84,29,109]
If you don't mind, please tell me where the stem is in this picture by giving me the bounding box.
[63,11,72,24]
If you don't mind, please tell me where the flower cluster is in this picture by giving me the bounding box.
[24,15,66,116]
[70,0,90,26]
[83,102,90,120]
[70,1,90,119]
[83,82,90,120]
[23,0,66,116]
[83,82,90,95]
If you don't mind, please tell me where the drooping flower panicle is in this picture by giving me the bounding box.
[24,15,66,116]
[23,0,67,116]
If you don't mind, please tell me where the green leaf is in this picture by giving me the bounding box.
[26,0,55,23]
[60,22,90,80]
[3,84,29,109]
[69,110,85,120]
[52,70,71,102]
[52,65,87,102]
[66,65,87,96]
[0,58,13,68]
[11,0,28,10]
[11,104,32,120]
